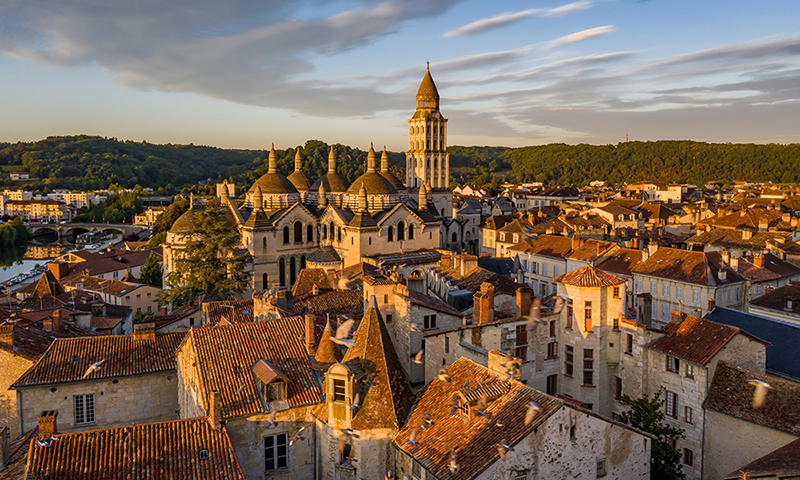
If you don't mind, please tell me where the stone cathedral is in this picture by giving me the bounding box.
[163,66,454,291]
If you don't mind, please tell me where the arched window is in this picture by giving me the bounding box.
[290,257,297,286]
[398,221,405,241]
[330,222,335,239]
[294,221,303,243]
[337,227,342,243]
[323,224,327,239]
[451,232,458,243]
[408,224,415,240]
[434,158,438,169]
[262,273,268,290]
[388,226,394,242]
[279,258,286,287]
[300,255,306,270]
[307,225,314,243]
[283,226,290,245]
[262,237,267,252]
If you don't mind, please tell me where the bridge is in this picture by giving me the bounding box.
[26,222,148,240]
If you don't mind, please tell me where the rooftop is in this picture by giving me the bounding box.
[554,265,626,288]
[631,247,745,286]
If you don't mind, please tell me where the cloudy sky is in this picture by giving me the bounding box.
[1,0,800,150]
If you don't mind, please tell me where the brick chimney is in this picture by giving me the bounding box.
[708,298,716,311]
[208,391,221,430]
[53,309,64,333]
[571,235,581,250]
[133,322,155,340]
[753,254,765,268]
[758,219,769,230]
[0,325,13,349]
[473,283,495,324]
[460,255,478,276]
[515,286,532,318]
[305,314,316,356]
[742,229,753,240]
[37,411,58,436]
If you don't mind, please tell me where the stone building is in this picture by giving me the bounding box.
[162,68,453,296]
[10,324,183,436]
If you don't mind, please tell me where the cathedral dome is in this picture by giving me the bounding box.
[379,147,405,191]
[170,199,237,235]
[287,148,311,192]
[347,144,398,196]
[310,146,350,193]
[251,144,299,195]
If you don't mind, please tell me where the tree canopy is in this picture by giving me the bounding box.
[147,197,190,248]
[139,252,163,288]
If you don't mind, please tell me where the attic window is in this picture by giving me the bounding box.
[252,359,289,403]
[787,299,794,310]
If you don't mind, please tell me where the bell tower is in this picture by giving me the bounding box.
[406,63,449,191]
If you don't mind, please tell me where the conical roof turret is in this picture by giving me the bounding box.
[416,62,440,110]
[268,143,277,173]
[366,143,377,173]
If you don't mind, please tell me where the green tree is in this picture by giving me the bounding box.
[618,388,686,480]
[160,206,251,308]
[147,197,189,248]
[139,252,163,288]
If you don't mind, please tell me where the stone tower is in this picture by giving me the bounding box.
[406,63,449,191]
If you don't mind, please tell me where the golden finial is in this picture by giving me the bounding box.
[426,61,429,71]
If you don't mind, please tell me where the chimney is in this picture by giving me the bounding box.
[571,235,581,250]
[43,319,53,332]
[0,325,13,349]
[730,255,739,270]
[208,391,222,430]
[708,298,716,311]
[304,314,316,355]
[516,286,532,318]
[758,219,769,230]
[719,268,727,282]
[720,250,730,265]
[407,275,425,294]
[742,229,753,240]
[160,305,168,315]
[53,309,64,333]
[275,290,294,310]
[670,310,685,324]
[460,255,478,276]
[47,262,69,281]
[0,426,7,472]
[782,213,791,223]
[473,283,495,324]
[647,243,659,258]
[133,322,155,340]
[37,411,58,436]
[753,254,765,268]
[632,238,640,250]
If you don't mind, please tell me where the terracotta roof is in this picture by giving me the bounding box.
[340,304,413,430]
[405,290,463,317]
[507,234,573,259]
[554,265,626,288]
[647,314,764,366]
[188,317,322,418]
[704,208,792,231]
[332,262,382,289]
[567,239,616,262]
[24,417,246,480]
[0,311,97,361]
[639,203,679,220]
[394,357,561,480]
[312,319,342,369]
[742,253,800,279]
[686,228,791,250]
[0,426,38,480]
[11,332,185,388]
[60,249,161,278]
[203,299,255,325]
[434,263,524,298]
[294,289,363,321]
[596,248,643,276]
[292,268,335,296]
[725,437,800,479]
[749,282,800,315]
[631,247,745,286]
[61,274,143,296]
[705,361,800,437]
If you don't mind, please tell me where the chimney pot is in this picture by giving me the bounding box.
[670,310,685,324]
[37,411,58,436]
[209,391,222,430]
[753,254,765,268]
[515,286,532,318]
[708,298,716,312]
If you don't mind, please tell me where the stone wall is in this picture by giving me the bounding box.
[316,420,395,480]
[0,352,34,438]
[17,370,178,435]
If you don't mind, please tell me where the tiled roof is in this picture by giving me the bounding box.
[704,208,792,231]
[60,249,160,279]
[596,248,643,277]
[17,289,103,311]
[639,203,679,220]
[749,282,800,315]
[434,264,524,297]
[631,247,745,286]
[188,317,322,418]
[203,299,255,325]
[61,274,143,296]
[333,262,382,289]
[736,258,783,282]
[340,305,413,430]
[647,314,763,366]
[394,357,561,480]
[704,361,800,436]
[507,234,573,259]
[294,289,364,321]
[11,332,185,388]
[742,253,800,279]
[143,304,200,330]
[24,417,246,480]
[705,306,800,380]
[725,437,800,479]
[686,228,791,250]
[0,426,38,480]
[292,268,335,296]
[406,290,463,317]
[554,265,625,288]
[0,311,97,361]
[567,239,616,262]
[306,246,342,266]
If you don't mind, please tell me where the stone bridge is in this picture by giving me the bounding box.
[26,222,147,240]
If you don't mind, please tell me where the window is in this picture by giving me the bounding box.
[515,345,528,360]
[666,437,677,449]
[685,406,693,425]
[584,301,592,332]
[615,377,622,400]
[412,461,422,480]
[136,294,141,299]
[383,294,388,304]
[267,381,286,402]
[549,320,556,337]
[74,394,95,425]
[531,262,538,274]
[665,391,677,418]
[541,284,548,297]
[636,278,642,293]
[693,289,700,304]
[613,286,620,298]
[423,314,437,329]
[547,342,558,358]
[189,317,195,326]
[566,306,573,329]
[264,433,288,472]
[398,221,406,241]
[333,379,346,402]
[583,349,593,386]
[565,345,574,377]
[661,303,669,320]
[553,265,559,277]
[676,286,683,300]
[307,225,314,243]
[666,356,680,373]
[386,314,393,323]
[388,226,394,242]
[294,222,303,243]
[279,258,286,287]
[663,284,669,298]
[686,364,695,379]
[596,458,607,477]
[683,448,693,466]
[283,226,290,244]
[444,335,449,354]
[613,318,619,330]
[650,281,656,294]
[626,334,633,355]
[546,375,557,395]
[570,425,576,439]
[515,325,527,346]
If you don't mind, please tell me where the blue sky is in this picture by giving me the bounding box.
[1,0,800,150]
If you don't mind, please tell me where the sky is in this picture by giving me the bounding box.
[1,0,800,151]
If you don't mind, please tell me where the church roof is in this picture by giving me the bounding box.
[250,172,299,195]
[170,203,238,234]
[381,170,405,191]
[287,171,311,192]
[416,63,440,101]
[242,208,271,229]
[346,172,398,196]
[311,173,350,193]
[348,210,378,229]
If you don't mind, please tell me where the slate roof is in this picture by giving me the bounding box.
[186,317,322,418]
[307,246,342,266]
[749,282,800,315]
[394,357,562,480]
[340,304,413,430]
[24,417,246,480]
[203,299,255,325]
[554,265,626,288]
[631,247,745,286]
[405,289,463,316]
[705,306,800,381]
[704,361,800,437]
[11,332,185,388]
[725,437,800,479]
[647,314,766,366]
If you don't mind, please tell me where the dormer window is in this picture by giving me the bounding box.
[787,299,794,310]
[267,381,286,402]
[333,379,346,402]
[252,359,289,404]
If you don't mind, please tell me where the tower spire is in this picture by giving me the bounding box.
[294,147,302,172]
[328,146,336,173]
[366,143,377,173]
[268,143,277,173]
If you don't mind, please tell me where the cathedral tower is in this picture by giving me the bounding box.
[406,63,449,191]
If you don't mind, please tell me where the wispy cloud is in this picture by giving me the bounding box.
[442,0,591,38]
[545,25,615,49]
